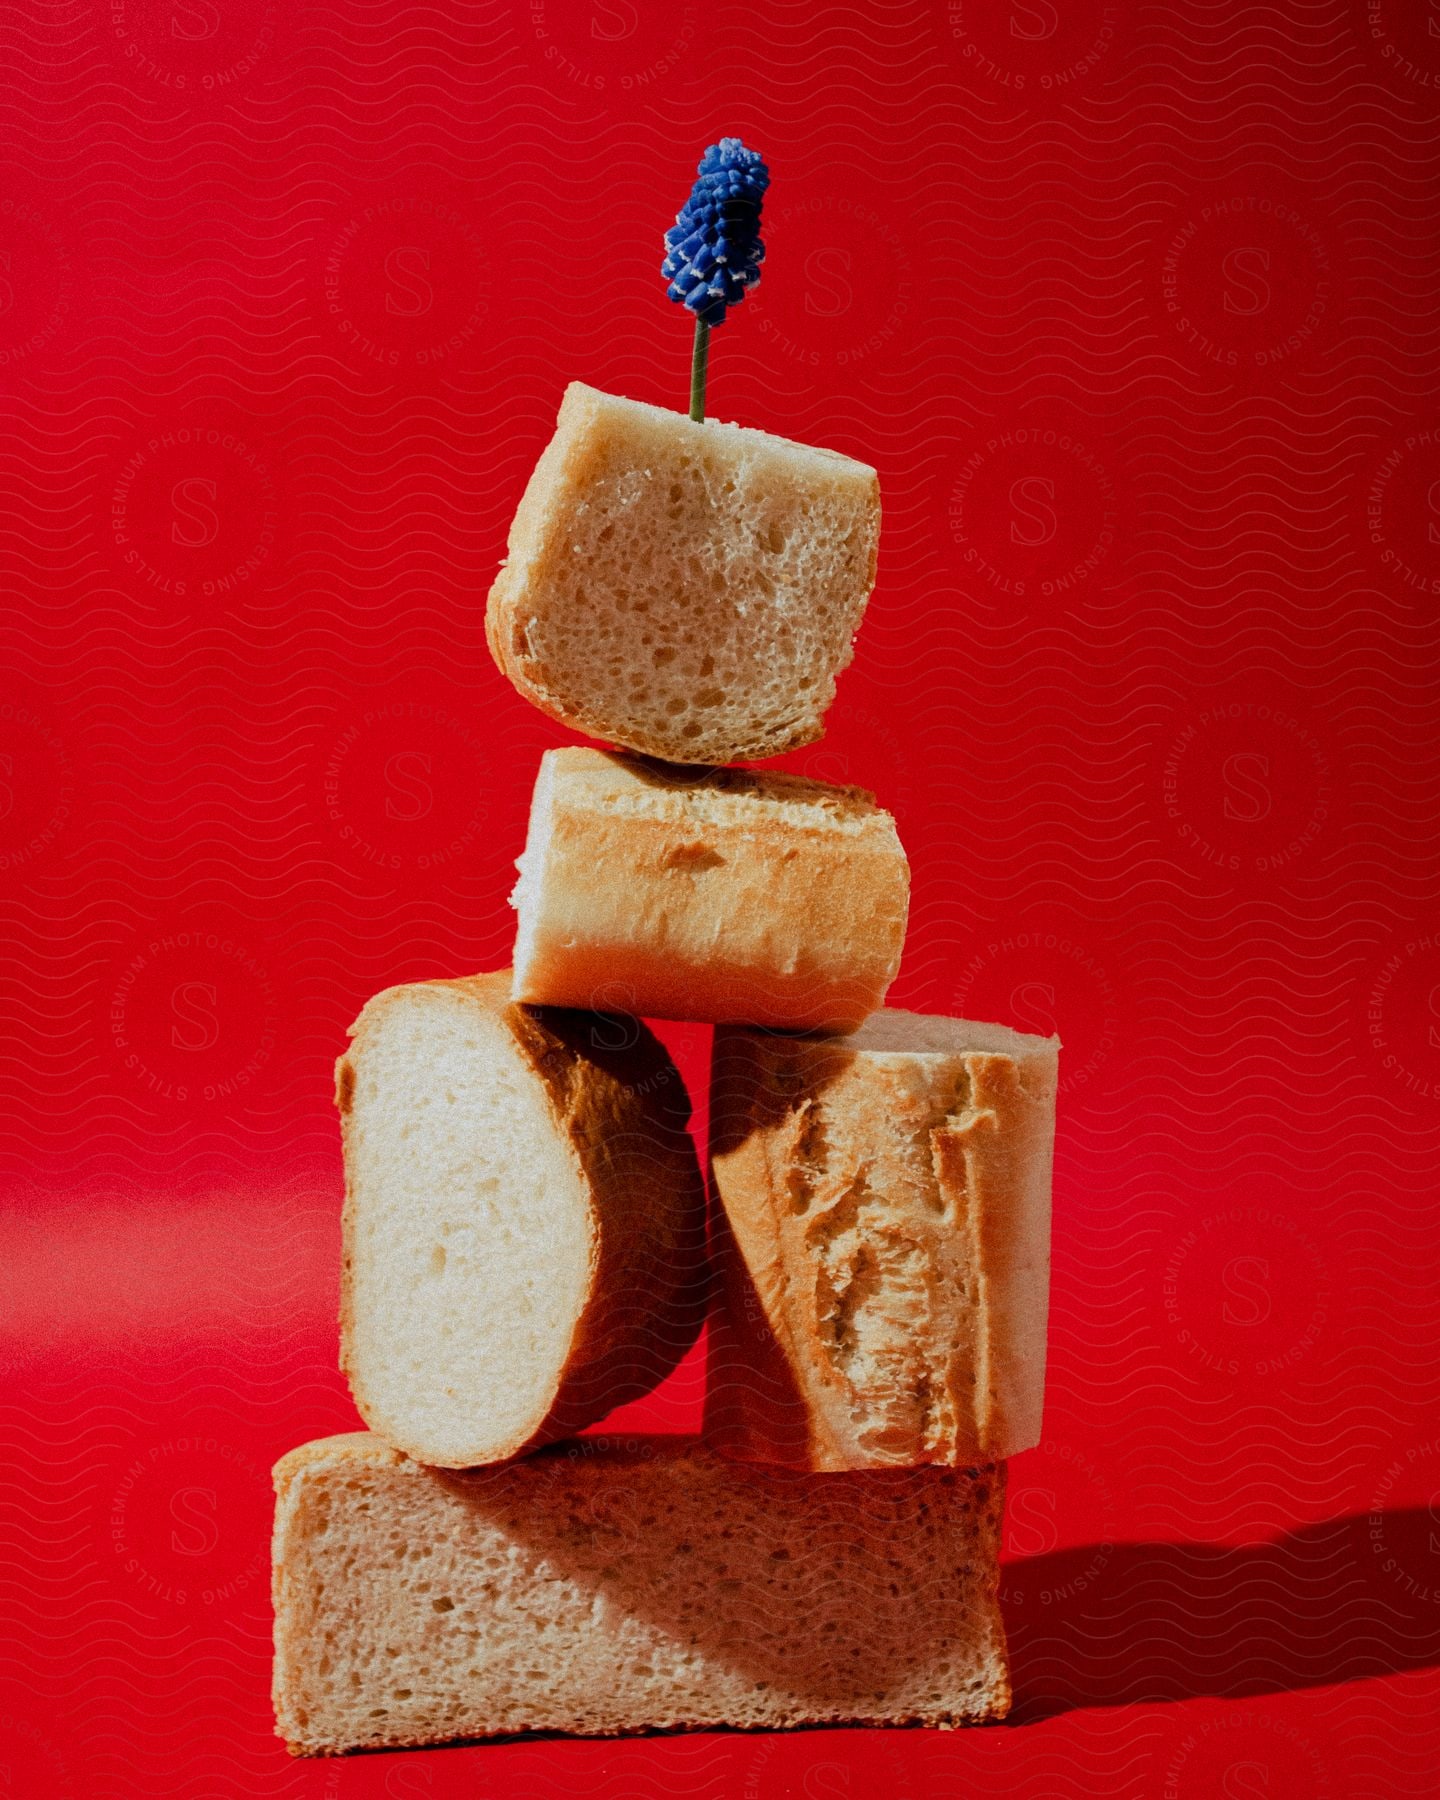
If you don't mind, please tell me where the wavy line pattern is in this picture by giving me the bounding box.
[2,0,1439,1792]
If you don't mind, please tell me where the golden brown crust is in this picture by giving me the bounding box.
[505,999,709,1443]
[704,1185,819,1464]
[932,1049,1056,1461]
[512,749,909,1033]
[335,973,707,1466]
[705,1014,1058,1471]
[484,388,602,729]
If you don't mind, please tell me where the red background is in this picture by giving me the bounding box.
[4,1,1440,1795]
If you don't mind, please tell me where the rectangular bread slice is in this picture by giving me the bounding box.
[706,1010,1059,1471]
[485,382,880,764]
[511,748,909,1033]
[272,1433,1009,1754]
[336,972,707,1469]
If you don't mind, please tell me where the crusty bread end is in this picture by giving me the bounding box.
[511,748,909,1031]
[336,972,707,1468]
[706,1008,1059,1470]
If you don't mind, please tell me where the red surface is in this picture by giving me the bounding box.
[3,2,1439,1795]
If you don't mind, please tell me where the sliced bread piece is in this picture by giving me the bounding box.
[335,972,706,1467]
[511,747,909,1033]
[272,1432,1009,1754]
[706,1009,1059,1471]
[485,383,881,763]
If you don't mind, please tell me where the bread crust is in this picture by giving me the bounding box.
[335,972,707,1466]
[511,749,908,1033]
[485,384,881,764]
[272,1432,1010,1754]
[705,1012,1059,1470]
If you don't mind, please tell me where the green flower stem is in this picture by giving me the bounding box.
[689,318,710,422]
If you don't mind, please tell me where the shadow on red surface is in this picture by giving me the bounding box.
[1003,1509,1440,1721]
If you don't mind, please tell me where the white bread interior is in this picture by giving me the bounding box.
[336,972,706,1468]
[706,1007,1059,1471]
[511,748,909,1032]
[271,1432,1009,1754]
[485,383,881,763]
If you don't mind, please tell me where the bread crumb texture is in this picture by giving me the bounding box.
[487,385,881,763]
[272,1435,1009,1754]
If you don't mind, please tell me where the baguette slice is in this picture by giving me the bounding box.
[511,748,909,1033]
[272,1432,1009,1754]
[486,383,881,763]
[336,973,706,1468]
[706,1009,1059,1471]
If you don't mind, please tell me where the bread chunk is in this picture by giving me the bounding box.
[335,972,707,1468]
[511,748,909,1032]
[706,1009,1059,1470]
[272,1433,1009,1753]
[485,384,881,763]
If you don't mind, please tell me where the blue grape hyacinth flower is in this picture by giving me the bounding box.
[662,137,770,329]
[663,138,769,420]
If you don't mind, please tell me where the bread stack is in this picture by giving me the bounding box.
[273,385,1060,1756]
